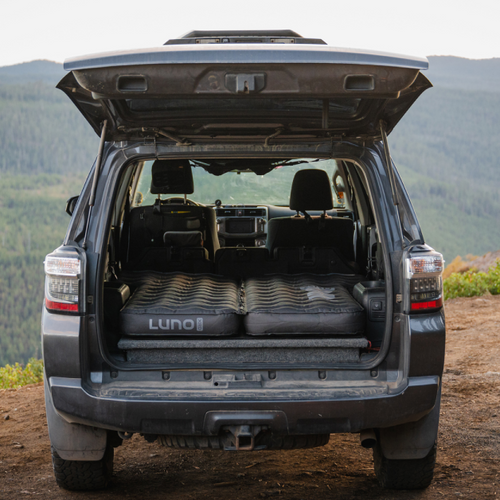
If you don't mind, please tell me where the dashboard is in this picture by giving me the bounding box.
[215,205,268,247]
[213,203,353,248]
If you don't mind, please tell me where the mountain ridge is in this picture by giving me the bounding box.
[0,60,65,84]
[427,55,500,92]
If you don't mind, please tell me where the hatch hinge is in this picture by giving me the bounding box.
[143,135,158,158]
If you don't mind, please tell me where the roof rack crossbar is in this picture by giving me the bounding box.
[180,30,303,39]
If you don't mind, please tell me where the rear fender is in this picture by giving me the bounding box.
[44,376,107,461]
[377,386,441,460]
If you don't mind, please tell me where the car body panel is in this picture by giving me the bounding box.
[41,308,81,380]
[48,375,439,435]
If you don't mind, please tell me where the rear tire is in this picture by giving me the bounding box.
[51,444,113,491]
[373,442,437,490]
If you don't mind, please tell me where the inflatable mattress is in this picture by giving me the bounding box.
[119,272,365,337]
[119,272,242,336]
[243,274,365,335]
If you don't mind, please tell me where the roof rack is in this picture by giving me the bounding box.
[164,30,326,45]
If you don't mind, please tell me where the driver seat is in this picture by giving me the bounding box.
[149,159,219,260]
[126,160,219,266]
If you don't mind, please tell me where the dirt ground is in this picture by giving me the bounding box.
[1,295,499,499]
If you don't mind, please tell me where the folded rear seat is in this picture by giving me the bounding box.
[119,272,242,336]
[244,274,365,336]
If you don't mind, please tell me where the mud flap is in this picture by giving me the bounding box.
[378,386,441,460]
[44,376,107,461]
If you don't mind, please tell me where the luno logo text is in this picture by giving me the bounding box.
[149,318,203,331]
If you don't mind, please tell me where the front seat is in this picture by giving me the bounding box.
[149,159,219,260]
[127,160,219,266]
[266,169,355,262]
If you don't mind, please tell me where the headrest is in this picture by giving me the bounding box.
[163,231,203,247]
[289,169,334,211]
[151,160,194,195]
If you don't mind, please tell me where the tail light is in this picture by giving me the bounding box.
[405,249,444,313]
[44,252,83,314]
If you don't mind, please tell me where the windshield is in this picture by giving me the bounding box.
[134,159,341,207]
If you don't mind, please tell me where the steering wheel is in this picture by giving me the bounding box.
[162,197,199,206]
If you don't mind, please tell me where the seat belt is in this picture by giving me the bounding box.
[120,188,132,265]
[107,227,119,279]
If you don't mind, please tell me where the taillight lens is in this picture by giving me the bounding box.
[406,251,444,313]
[44,255,82,314]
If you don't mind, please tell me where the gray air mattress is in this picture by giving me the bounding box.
[119,273,242,336]
[243,274,365,336]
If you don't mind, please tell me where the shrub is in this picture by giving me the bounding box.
[444,260,500,300]
[0,358,43,389]
[443,255,470,279]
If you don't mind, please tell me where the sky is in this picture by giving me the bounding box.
[1,0,499,67]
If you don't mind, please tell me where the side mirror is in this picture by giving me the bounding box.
[332,172,346,207]
[134,191,144,206]
[332,172,345,195]
[65,196,79,216]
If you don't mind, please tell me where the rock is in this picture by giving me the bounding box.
[4,415,9,420]
[260,490,282,497]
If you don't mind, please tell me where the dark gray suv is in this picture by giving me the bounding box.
[42,30,445,491]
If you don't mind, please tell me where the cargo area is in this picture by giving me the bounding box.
[100,157,388,367]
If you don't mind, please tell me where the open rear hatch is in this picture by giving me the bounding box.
[62,32,431,369]
[57,31,431,142]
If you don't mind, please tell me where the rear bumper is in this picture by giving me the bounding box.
[48,375,439,435]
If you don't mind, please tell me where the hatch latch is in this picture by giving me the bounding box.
[225,73,266,94]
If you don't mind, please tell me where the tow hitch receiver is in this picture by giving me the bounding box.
[223,425,264,451]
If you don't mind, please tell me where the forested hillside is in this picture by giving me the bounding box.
[0,56,499,364]
[0,62,94,365]
[0,174,86,365]
[0,61,97,174]
[390,56,500,259]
